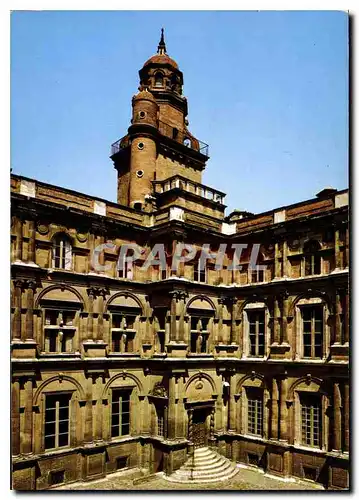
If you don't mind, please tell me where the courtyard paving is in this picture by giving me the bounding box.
[60,467,322,491]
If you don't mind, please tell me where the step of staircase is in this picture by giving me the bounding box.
[164,447,239,484]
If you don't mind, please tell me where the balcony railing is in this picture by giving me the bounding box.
[152,175,225,205]
[110,121,209,158]
[157,120,209,157]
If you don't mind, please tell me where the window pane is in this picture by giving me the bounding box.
[121,424,130,435]
[45,422,56,436]
[45,435,56,449]
[58,432,69,447]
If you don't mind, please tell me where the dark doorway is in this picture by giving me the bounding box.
[192,409,208,448]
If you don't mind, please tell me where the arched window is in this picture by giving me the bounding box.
[303,240,321,276]
[154,72,164,88]
[52,234,72,270]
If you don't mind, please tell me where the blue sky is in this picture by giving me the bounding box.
[11,10,348,214]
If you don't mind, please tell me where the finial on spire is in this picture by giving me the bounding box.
[157,28,166,55]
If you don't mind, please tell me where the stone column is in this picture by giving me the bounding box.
[273,297,280,344]
[228,374,236,432]
[84,375,93,443]
[167,375,176,439]
[169,292,178,342]
[15,217,23,261]
[343,382,349,453]
[87,288,95,341]
[12,280,23,340]
[24,280,36,341]
[282,241,288,277]
[178,292,188,343]
[97,290,105,342]
[27,220,36,263]
[274,242,281,278]
[88,232,95,273]
[217,297,224,343]
[94,376,103,442]
[279,375,288,442]
[270,377,279,440]
[12,379,20,455]
[281,291,289,344]
[335,291,342,344]
[344,293,349,344]
[333,382,342,451]
[334,228,341,269]
[345,227,349,268]
[188,408,193,442]
[225,297,236,345]
[22,378,33,454]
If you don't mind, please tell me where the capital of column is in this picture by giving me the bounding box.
[14,279,26,290]
[169,290,188,302]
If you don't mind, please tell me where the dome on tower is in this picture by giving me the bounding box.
[142,29,179,70]
[133,89,157,102]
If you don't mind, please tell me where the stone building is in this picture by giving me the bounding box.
[11,31,349,490]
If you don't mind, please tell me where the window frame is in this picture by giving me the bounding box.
[110,388,132,438]
[109,307,140,353]
[300,305,324,359]
[44,392,72,450]
[43,307,78,354]
[193,259,207,284]
[246,387,264,437]
[299,393,322,449]
[303,240,321,277]
[52,234,72,271]
[245,308,266,358]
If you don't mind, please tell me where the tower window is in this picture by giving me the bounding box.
[154,73,164,88]
[139,111,146,119]
[183,137,191,148]
[137,142,144,150]
[136,170,144,178]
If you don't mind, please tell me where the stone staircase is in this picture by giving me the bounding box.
[164,447,239,484]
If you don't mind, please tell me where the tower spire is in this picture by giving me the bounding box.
[157,28,166,55]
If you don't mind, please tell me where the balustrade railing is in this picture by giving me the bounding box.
[110,122,209,157]
[152,175,225,204]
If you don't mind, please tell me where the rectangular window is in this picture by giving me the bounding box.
[44,309,76,353]
[44,393,71,450]
[157,408,165,437]
[111,313,137,353]
[118,258,133,279]
[251,268,265,283]
[193,260,207,283]
[111,390,131,437]
[53,237,72,270]
[190,315,210,353]
[302,306,323,359]
[301,395,321,448]
[247,390,263,437]
[247,310,265,357]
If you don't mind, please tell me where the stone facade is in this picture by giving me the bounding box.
[11,31,349,490]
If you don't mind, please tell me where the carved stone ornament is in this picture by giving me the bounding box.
[288,239,300,251]
[76,232,88,243]
[195,381,204,390]
[37,223,49,235]
[150,382,168,398]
